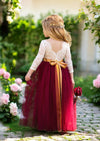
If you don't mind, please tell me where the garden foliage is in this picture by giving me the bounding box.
[79,0,100,46]
[0,13,80,76]
[75,74,100,105]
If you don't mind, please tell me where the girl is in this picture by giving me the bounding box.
[20,14,77,133]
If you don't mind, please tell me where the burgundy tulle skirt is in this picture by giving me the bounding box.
[19,60,77,132]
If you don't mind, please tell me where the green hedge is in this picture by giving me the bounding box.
[0,12,80,78]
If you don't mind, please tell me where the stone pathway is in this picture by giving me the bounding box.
[0,97,100,141]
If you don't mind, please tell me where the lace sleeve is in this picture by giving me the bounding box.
[64,42,74,73]
[30,40,46,71]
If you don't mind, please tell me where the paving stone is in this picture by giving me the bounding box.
[0,123,9,132]
[96,130,100,134]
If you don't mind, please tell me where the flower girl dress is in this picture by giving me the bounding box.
[20,39,77,132]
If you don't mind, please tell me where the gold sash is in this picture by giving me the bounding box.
[43,58,67,131]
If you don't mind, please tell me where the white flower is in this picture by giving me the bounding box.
[1,0,6,3]
[21,83,26,88]
[9,102,18,116]
[6,16,13,23]
[88,14,95,21]
[17,3,22,8]
[14,8,20,14]
[90,87,93,90]
[94,15,99,19]
[18,86,22,91]
[18,83,26,104]
[19,94,26,104]
[17,109,25,119]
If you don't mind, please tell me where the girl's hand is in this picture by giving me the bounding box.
[25,69,34,81]
[74,95,78,104]
[70,73,75,88]
[72,79,75,88]
[25,73,31,81]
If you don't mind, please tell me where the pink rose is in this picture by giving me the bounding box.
[12,111,17,116]
[97,74,100,80]
[3,72,10,79]
[10,83,20,92]
[9,102,18,116]
[0,68,6,76]
[93,79,100,88]
[15,78,22,85]
[0,93,10,105]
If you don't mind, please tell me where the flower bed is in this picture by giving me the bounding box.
[0,68,25,123]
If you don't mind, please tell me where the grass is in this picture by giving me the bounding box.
[4,118,34,133]
[3,118,65,136]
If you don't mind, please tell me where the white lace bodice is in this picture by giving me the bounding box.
[30,40,74,73]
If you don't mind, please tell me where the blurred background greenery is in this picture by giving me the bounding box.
[0,13,80,78]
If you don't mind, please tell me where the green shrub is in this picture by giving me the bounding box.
[0,36,16,73]
[90,87,100,105]
[75,75,100,105]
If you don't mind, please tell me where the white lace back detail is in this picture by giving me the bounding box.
[30,40,74,73]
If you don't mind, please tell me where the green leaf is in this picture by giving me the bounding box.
[0,113,5,119]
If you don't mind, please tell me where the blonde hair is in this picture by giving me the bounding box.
[42,14,72,46]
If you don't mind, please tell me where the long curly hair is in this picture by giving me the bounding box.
[42,14,72,46]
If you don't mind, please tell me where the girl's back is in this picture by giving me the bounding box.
[44,39,67,61]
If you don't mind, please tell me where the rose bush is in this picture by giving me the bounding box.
[90,74,100,104]
[0,68,25,123]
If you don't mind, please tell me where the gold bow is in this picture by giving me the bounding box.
[43,58,67,131]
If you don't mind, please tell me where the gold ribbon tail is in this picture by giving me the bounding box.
[43,58,67,131]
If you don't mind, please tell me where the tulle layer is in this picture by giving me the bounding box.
[19,60,77,132]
